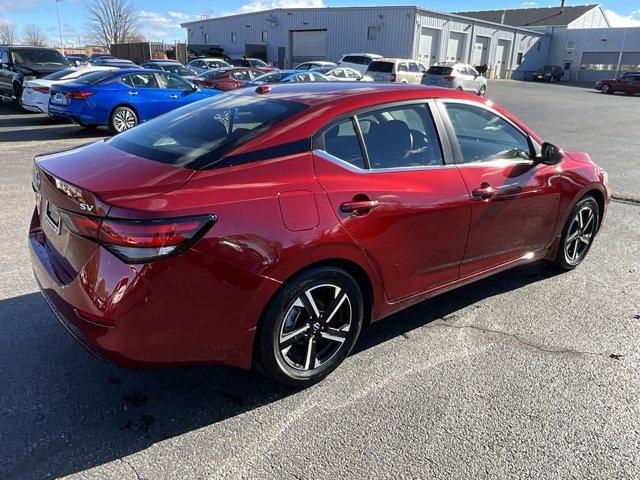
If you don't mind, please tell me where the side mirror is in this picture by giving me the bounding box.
[538,142,564,165]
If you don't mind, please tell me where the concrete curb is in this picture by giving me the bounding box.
[612,192,640,205]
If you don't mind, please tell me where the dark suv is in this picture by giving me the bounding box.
[0,45,69,108]
[532,65,564,82]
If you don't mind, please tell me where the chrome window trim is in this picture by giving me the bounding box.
[313,149,459,174]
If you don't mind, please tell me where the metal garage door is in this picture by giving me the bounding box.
[291,30,327,65]
[472,36,489,68]
[419,27,439,67]
[446,32,465,63]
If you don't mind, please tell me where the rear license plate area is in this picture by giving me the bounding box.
[52,92,68,105]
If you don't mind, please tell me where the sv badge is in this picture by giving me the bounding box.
[79,203,94,212]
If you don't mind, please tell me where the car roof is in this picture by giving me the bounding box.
[342,53,382,58]
[375,58,417,63]
[193,57,227,61]
[144,60,180,64]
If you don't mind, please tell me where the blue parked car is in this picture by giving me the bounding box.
[246,70,329,86]
[48,69,220,134]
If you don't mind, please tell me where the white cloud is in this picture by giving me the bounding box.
[522,1,538,7]
[238,0,325,14]
[605,9,640,27]
[138,10,195,41]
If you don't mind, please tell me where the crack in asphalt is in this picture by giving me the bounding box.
[427,321,627,359]
[120,457,144,480]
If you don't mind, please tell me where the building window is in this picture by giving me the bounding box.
[566,40,575,50]
[231,32,237,43]
[203,33,209,44]
[564,62,572,70]
[517,52,523,66]
[367,26,377,41]
[262,31,268,43]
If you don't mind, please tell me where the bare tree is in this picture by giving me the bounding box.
[86,0,140,48]
[0,22,18,45]
[23,24,47,46]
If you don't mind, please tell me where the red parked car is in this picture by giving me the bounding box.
[30,83,610,386]
[192,67,263,91]
[596,73,640,94]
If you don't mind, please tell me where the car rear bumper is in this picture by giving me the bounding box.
[29,208,281,369]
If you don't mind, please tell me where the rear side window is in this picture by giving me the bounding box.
[358,104,443,169]
[427,66,453,75]
[342,56,361,64]
[76,70,118,84]
[107,96,309,169]
[323,119,365,169]
[443,103,531,164]
[398,63,409,72]
[367,61,393,73]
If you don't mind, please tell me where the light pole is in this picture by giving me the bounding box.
[55,0,64,50]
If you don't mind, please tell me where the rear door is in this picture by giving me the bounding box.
[120,72,165,120]
[313,101,471,301]
[437,100,560,276]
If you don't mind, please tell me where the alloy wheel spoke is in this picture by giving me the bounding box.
[579,234,591,245]
[567,229,579,242]
[304,337,317,370]
[583,211,594,231]
[579,210,585,228]
[320,328,347,344]
[301,290,321,320]
[322,291,347,325]
[280,325,310,349]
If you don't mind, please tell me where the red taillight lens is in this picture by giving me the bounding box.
[66,91,95,100]
[60,211,216,263]
[390,74,397,82]
[443,76,455,81]
[35,87,51,94]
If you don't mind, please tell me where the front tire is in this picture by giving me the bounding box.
[478,85,487,97]
[601,84,612,94]
[257,267,364,387]
[551,196,599,270]
[109,106,138,134]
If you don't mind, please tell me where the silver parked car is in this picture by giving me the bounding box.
[422,63,487,96]
[315,66,373,82]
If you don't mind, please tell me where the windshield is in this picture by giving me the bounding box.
[160,64,194,75]
[251,59,268,67]
[542,66,555,72]
[107,95,309,169]
[11,49,68,66]
[206,60,230,68]
[367,61,393,73]
[427,66,453,75]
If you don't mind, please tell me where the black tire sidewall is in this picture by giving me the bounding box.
[554,196,599,270]
[258,267,363,387]
[109,106,137,134]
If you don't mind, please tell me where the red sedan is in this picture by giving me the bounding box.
[192,67,263,91]
[30,83,610,386]
[596,73,640,94]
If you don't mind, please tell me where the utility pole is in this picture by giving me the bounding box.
[55,0,64,50]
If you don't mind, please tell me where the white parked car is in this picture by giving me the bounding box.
[187,58,231,74]
[294,61,337,70]
[422,63,487,96]
[337,53,382,74]
[365,58,427,84]
[20,66,117,114]
[315,66,373,82]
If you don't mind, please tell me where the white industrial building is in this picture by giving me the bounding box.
[181,6,549,79]
[459,3,640,82]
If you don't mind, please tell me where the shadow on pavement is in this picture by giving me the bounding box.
[0,260,561,480]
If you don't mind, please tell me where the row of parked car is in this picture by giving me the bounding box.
[2,45,491,134]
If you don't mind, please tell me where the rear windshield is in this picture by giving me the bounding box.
[75,70,118,84]
[107,95,309,169]
[254,72,289,83]
[427,66,453,75]
[11,49,68,66]
[367,61,393,73]
[44,68,77,80]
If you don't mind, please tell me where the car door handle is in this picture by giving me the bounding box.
[472,183,496,200]
[127,91,138,96]
[168,94,178,99]
[340,199,379,214]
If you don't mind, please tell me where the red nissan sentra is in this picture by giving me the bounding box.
[30,83,610,386]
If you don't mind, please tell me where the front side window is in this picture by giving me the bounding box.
[230,70,251,80]
[408,62,419,73]
[358,104,443,169]
[323,118,365,169]
[443,103,531,164]
[108,96,308,169]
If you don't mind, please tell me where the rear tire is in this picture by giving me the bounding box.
[109,106,138,134]
[550,196,599,271]
[256,266,364,387]
[601,84,612,94]
[478,85,486,97]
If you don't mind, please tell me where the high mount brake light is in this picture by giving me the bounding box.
[65,91,95,100]
[60,211,217,263]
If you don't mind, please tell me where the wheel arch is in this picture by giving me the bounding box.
[583,188,606,232]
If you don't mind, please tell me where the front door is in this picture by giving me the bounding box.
[313,102,471,301]
[119,72,166,120]
[438,100,560,276]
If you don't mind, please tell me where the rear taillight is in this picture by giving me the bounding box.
[390,74,397,82]
[35,87,51,94]
[443,76,455,81]
[65,91,95,100]
[60,211,216,263]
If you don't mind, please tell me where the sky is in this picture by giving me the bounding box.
[1,0,639,46]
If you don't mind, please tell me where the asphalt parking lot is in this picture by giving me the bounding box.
[1,80,639,480]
